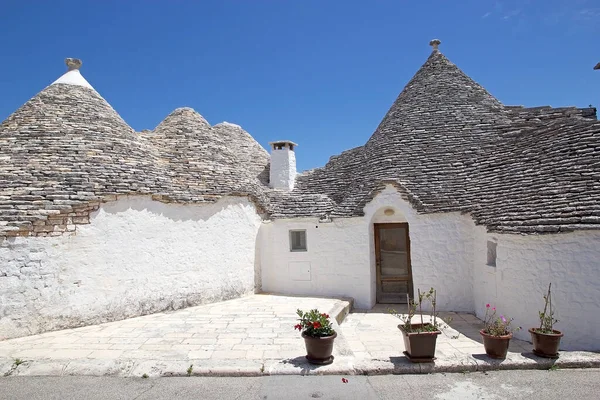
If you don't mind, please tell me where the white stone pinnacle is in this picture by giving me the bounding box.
[51,58,95,89]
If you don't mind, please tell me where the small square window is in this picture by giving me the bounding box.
[290,230,307,252]
[487,240,497,267]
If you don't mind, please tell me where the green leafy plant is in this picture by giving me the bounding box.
[389,288,449,333]
[294,309,335,338]
[186,364,193,376]
[482,304,521,336]
[534,283,558,334]
[13,358,24,367]
[142,373,149,379]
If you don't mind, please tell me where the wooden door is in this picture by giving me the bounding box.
[375,223,413,303]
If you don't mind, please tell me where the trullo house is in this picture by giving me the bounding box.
[1,41,599,351]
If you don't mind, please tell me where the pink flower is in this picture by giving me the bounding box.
[492,307,496,311]
[486,304,490,308]
[500,315,506,323]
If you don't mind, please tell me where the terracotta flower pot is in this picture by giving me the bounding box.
[480,329,512,359]
[399,323,441,362]
[529,328,563,358]
[302,332,337,365]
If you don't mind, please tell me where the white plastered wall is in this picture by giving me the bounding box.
[261,185,476,310]
[0,196,262,340]
[473,229,600,351]
[259,217,372,308]
[363,185,475,311]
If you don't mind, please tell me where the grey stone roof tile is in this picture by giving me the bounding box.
[274,49,600,234]
[2,49,599,236]
[0,84,270,237]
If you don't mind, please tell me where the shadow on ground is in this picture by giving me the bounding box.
[280,356,336,375]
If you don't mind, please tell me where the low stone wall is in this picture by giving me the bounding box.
[0,196,262,340]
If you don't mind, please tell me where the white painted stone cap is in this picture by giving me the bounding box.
[429,39,441,51]
[51,58,94,89]
[269,140,298,146]
[269,140,298,150]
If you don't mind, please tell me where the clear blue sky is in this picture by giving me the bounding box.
[1,1,599,171]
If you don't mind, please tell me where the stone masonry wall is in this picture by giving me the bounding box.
[0,196,262,340]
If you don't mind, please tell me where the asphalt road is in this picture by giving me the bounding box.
[0,369,598,400]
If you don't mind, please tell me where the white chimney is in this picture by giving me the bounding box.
[269,140,297,190]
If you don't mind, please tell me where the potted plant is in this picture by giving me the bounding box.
[480,304,521,359]
[390,288,447,363]
[529,283,563,358]
[294,309,336,365]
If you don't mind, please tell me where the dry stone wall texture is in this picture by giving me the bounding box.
[288,51,600,234]
[1,50,599,236]
[0,85,270,238]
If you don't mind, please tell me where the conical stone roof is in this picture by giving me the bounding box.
[356,46,511,211]
[294,43,510,215]
[287,41,600,233]
[0,60,271,237]
[211,122,270,184]
[0,60,168,236]
[3,49,598,236]
[147,108,269,203]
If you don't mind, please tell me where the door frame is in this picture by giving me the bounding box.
[374,222,414,303]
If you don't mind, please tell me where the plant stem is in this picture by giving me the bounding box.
[418,288,423,327]
[406,293,410,331]
[433,289,437,327]
[540,282,551,331]
[548,282,552,331]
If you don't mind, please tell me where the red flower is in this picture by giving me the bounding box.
[321,313,329,318]
[342,378,348,383]
[313,321,321,329]
[294,324,302,331]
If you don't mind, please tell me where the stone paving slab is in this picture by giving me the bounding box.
[0,294,353,377]
[342,306,600,374]
[1,295,598,377]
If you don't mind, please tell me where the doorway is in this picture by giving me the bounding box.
[374,223,413,303]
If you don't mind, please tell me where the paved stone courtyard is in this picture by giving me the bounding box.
[0,295,598,377]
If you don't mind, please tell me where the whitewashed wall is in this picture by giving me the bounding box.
[0,196,262,340]
[364,185,475,311]
[473,229,600,351]
[259,217,372,308]
[261,185,476,310]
